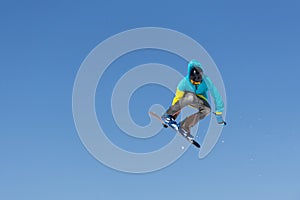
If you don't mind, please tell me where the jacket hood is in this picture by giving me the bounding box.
[187,59,203,79]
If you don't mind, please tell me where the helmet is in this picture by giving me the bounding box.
[189,67,203,84]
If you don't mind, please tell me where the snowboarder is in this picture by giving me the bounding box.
[161,59,226,139]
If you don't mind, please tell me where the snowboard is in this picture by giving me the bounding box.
[149,111,200,148]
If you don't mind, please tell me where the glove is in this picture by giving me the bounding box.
[214,112,226,125]
[161,114,175,128]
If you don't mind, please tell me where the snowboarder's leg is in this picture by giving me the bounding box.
[165,92,200,117]
[161,92,196,125]
[179,106,210,131]
[178,93,211,135]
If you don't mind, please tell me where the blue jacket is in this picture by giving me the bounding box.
[172,60,224,113]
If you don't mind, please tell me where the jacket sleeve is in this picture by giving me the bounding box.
[172,89,184,105]
[171,78,188,105]
[203,75,224,113]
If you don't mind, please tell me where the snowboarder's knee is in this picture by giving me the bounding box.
[183,92,196,102]
[202,107,211,116]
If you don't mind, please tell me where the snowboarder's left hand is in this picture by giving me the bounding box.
[215,112,227,125]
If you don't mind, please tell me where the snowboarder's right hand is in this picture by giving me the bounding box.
[161,114,175,128]
[161,114,174,124]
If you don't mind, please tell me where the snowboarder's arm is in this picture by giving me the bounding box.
[203,75,224,113]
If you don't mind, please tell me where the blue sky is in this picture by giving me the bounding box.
[1,0,300,199]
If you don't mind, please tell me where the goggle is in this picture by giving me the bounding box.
[190,79,201,85]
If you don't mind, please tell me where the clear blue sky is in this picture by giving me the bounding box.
[1,0,300,199]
